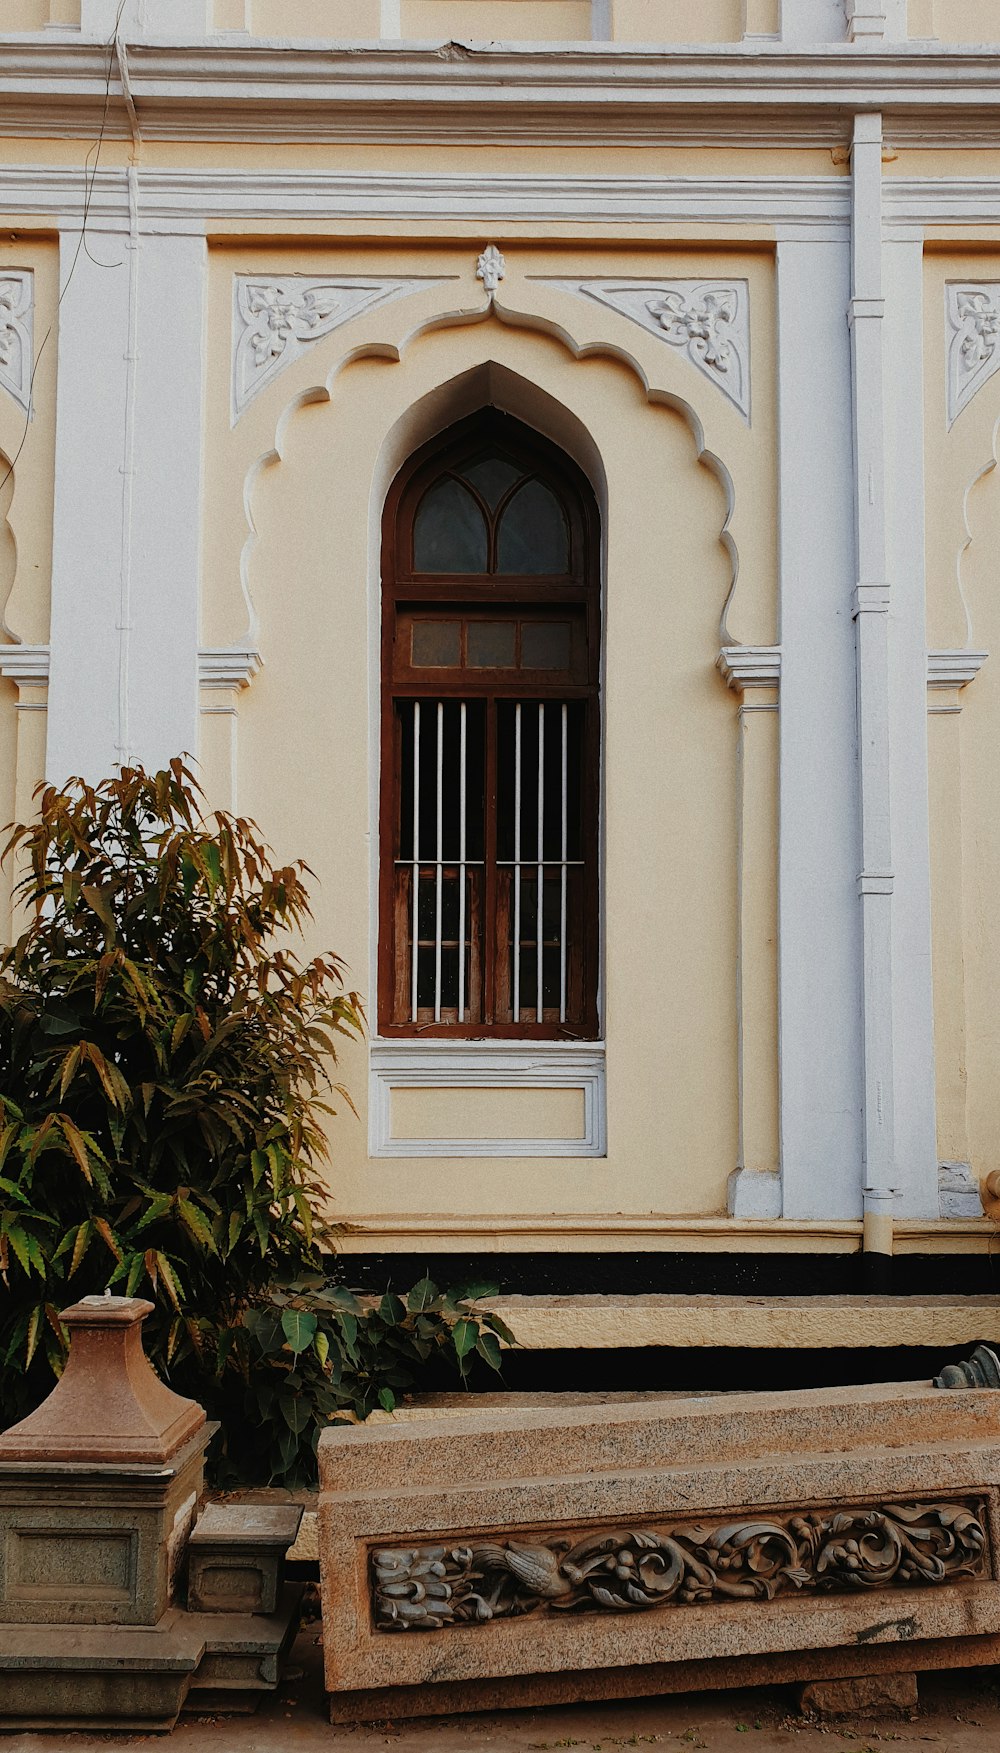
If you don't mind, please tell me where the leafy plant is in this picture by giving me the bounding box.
[0,760,512,1482]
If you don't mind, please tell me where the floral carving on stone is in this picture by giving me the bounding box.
[947,284,1000,427]
[232,275,445,421]
[372,1499,988,1630]
[547,278,750,421]
[0,272,33,416]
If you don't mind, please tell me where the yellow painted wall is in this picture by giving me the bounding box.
[925,250,1000,1191]
[931,0,1000,42]
[200,242,777,1227]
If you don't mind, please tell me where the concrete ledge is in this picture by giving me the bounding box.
[481,1294,1000,1350]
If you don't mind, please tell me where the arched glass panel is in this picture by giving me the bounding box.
[413,477,488,573]
[496,477,570,574]
[462,456,522,510]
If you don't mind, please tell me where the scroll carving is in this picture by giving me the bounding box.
[546,278,750,421]
[373,1501,987,1630]
[231,275,444,421]
[0,273,33,416]
[947,283,1000,426]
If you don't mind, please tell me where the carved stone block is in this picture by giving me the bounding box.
[318,1380,1000,1721]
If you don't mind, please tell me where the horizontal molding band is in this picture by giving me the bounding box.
[0,165,850,228]
[5,43,1000,146]
[333,1214,998,1254]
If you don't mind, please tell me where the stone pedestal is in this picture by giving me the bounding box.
[0,1295,303,1729]
[318,1379,1000,1721]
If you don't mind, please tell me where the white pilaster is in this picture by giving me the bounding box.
[849,112,897,1252]
[80,0,211,35]
[884,234,939,1219]
[47,221,205,786]
[776,232,862,1219]
[129,232,205,772]
[48,226,132,784]
[779,0,846,41]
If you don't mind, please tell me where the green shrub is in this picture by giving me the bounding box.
[0,760,511,1483]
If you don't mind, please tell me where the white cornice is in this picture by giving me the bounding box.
[717,645,781,690]
[0,643,49,687]
[198,646,262,689]
[4,41,1000,146]
[927,649,988,689]
[0,165,851,230]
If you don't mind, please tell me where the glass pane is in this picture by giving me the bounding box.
[413,477,488,573]
[496,478,569,574]
[462,456,522,510]
[521,621,571,670]
[411,621,461,667]
[467,621,516,668]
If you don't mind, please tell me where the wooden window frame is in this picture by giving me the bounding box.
[378,410,601,1041]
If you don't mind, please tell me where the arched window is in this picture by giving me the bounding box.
[379,410,600,1038]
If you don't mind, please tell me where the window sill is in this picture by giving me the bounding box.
[368,1038,607,1158]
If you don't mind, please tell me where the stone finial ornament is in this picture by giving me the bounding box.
[936,1343,1000,1390]
[477,244,506,296]
[0,1294,205,1465]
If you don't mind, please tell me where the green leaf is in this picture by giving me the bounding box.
[379,1291,406,1326]
[451,1317,479,1360]
[378,1387,396,1414]
[406,1276,439,1313]
[280,1309,318,1355]
[475,1329,503,1372]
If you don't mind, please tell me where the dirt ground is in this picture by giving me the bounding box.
[8,1625,1000,1753]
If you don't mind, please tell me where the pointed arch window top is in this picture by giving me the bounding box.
[411,450,572,578]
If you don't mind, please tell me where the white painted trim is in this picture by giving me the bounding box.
[198,647,263,689]
[0,644,48,686]
[369,1041,607,1158]
[927,649,988,690]
[0,165,851,229]
[0,272,33,417]
[946,282,1000,429]
[717,645,781,690]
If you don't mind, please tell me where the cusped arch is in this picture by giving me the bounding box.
[235,298,743,662]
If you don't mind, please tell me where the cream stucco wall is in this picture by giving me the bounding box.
[199,242,777,1227]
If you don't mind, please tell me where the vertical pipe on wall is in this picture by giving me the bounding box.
[850,111,897,1269]
[513,702,522,1024]
[458,701,467,1025]
[434,699,443,1022]
[411,700,420,1023]
[560,702,568,1024]
[536,701,545,1023]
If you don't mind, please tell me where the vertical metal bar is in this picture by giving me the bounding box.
[458,701,467,1024]
[560,702,568,1023]
[434,700,443,1022]
[536,702,545,1022]
[411,701,420,1022]
[513,702,522,1023]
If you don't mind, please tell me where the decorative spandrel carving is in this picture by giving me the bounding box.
[476,244,506,296]
[372,1500,987,1630]
[0,272,33,416]
[947,284,1000,426]
[232,275,445,421]
[545,278,750,421]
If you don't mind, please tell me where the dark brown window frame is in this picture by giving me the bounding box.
[378,410,601,1040]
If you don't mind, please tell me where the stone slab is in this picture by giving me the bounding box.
[318,1379,1000,1718]
[799,1670,919,1717]
[188,1503,303,1614]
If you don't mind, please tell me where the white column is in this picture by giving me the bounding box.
[129,232,206,773]
[849,112,897,1255]
[47,213,205,785]
[776,231,863,1219]
[48,224,132,784]
[883,234,939,1219]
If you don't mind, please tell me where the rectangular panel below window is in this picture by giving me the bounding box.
[368,1042,607,1157]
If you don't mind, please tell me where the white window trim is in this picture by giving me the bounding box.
[369,1038,607,1158]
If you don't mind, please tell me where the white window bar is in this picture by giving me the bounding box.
[560,702,568,1023]
[458,701,467,1024]
[513,702,522,1024]
[434,700,444,1022]
[410,700,420,1023]
[536,701,545,1023]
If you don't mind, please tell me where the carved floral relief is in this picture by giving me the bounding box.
[545,279,751,421]
[0,272,33,416]
[947,284,1000,426]
[231,275,446,421]
[372,1500,987,1630]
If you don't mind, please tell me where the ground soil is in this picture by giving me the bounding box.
[7,1625,1000,1753]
